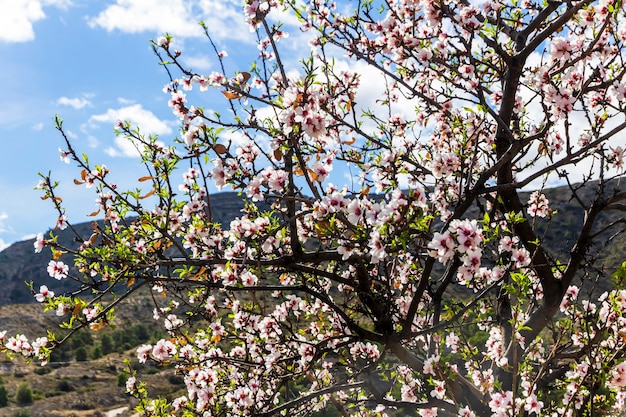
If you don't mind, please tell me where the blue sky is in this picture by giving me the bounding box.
[0,0,267,250]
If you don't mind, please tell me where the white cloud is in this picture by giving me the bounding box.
[89,104,173,157]
[0,0,45,42]
[87,0,252,42]
[57,96,92,109]
[88,0,204,37]
[195,0,253,42]
[117,97,136,105]
[0,211,14,250]
[0,0,70,43]
[0,211,10,233]
[181,55,212,72]
[105,136,148,158]
[90,104,172,135]
[86,135,99,148]
[32,122,44,131]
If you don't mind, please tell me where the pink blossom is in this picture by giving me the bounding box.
[206,71,226,86]
[458,406,476,417]
[368,231,387,263]
[415,46,433,63]
[164,314,183,331]
[56,302,70,316]
[34,285,54,302]
[401,383,417,402]
[610,81,626,102]
[5,334,32,355]
[610,146,624,170]
[137,344,152,363]
[459,64,475,76]
[33,233,45,253]
[419,407,438,417]
[244,0,264,29]
[294,107,326,138]
[551,37,572,61]
[266,168,288,192]
[527,191,550,218]
[430,380,446,399]
[311,161,332,182]
[58,148,71,164]
[210,320,226,337]
[445,332,460,353]
[168,90,187,119]
[240,270,258,286]
[428,231,454,263]
[125,376,136,392]
[511,247,531,268]
[156,36,169,48]
[183,167,199,183]
[347,199,363,224]
[608,362,626,389]
[560,285,580,313]
[135,239,147,254]
[459,6,481,30]
[82,306,99,321]
[47,260,69,280]
[423,355,440,376]
[498,235,518,253]
[245,176,264,201]
[31,336,49,360]
[152,339,177,361]
[56,214,68,230]
[524,393,544,415]
[488,391,513,416]
[211,159,228,190]
[337,244,353,260]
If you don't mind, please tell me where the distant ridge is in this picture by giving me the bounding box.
[0,184,623,306]
[0,192,249,306]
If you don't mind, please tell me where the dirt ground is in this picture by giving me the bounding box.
[0,356,179,417]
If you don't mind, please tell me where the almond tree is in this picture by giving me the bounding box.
[3,0,626,416]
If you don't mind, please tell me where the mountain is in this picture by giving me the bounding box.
[0,192,250,306]
[535,180,625,276]
[0,185,624,307]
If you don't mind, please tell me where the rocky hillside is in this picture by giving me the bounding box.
[0,296,179,417]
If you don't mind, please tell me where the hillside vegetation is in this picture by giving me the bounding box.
[0,293,178,417]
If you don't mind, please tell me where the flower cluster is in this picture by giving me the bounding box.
[46,260,68,280]
[527,191,551,218]
[428,219,484,282]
